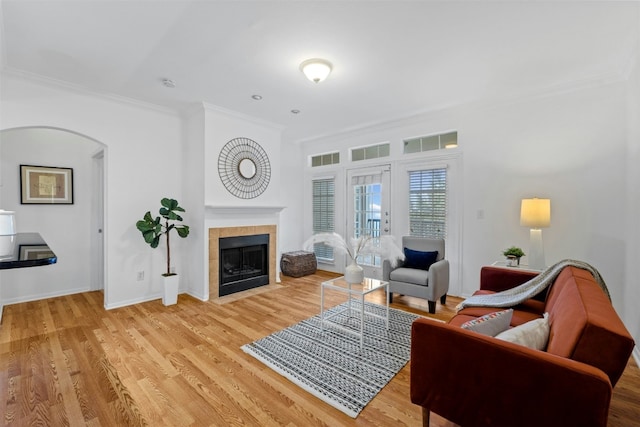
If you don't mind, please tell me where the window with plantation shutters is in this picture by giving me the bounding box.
[409,168,447,238]
[312,178,335,260]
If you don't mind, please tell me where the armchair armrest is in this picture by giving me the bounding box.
[411,319,612,427]
[382,259,392,281]
[428,259,449,291]
[382,258,404,281]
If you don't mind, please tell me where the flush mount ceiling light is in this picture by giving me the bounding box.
[300,58,332,83]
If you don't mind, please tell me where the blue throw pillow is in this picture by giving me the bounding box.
[403,248,438,270]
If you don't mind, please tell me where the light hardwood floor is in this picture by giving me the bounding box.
[1,270,638,426]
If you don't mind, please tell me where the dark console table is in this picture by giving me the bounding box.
[0,232,57,269]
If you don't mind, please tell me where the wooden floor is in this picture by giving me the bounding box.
[1,270,638,426]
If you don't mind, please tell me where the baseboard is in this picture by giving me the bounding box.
[1,286,89,306]
[633,346,640,367]
[103,290,207,310]
[185,290,208,301]
[104,293,163,310]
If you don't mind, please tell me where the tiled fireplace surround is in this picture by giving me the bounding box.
[208,224,277,300]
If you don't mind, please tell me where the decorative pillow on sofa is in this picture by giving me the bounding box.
[495,313,550,350]
[403,248,438,270]
[460,309,513,337]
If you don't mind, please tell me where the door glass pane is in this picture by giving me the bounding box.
[353,183,381,266]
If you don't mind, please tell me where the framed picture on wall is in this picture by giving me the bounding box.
[20,164,74,204]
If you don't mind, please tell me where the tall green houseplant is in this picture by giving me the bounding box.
[136,198,190,276]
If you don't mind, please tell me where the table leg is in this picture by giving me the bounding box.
[360,292,365,349]
[320,283,325,331]
[385,283,389,329]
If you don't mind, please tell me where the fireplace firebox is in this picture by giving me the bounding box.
[219,234,269,296]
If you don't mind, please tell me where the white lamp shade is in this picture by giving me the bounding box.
[520,198,551,228]
[0,210,16,236]
[300,58,332,83]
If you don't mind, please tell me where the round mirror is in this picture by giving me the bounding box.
[238,158,257,179]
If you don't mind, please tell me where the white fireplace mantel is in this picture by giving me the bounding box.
[205,205,286,216]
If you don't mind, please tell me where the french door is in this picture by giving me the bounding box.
[347,165,391,280]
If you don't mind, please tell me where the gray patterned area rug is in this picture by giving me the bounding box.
[241,301,420,418]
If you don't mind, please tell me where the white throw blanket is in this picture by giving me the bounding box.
[457,259,610,311]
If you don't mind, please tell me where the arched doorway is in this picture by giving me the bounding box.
[0,126,107,307]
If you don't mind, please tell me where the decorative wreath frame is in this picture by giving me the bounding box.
[218,137,271,199]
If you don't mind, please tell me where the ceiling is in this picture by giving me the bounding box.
[1,1,638,142]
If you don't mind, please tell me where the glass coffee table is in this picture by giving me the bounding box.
[320,276,389,349]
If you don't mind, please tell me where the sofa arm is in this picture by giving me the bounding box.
[411,318,612,427]
[480,266,539,292]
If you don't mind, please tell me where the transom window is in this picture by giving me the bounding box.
[351,143,390,162]
[404,131,457,154]
[311,152,340,167]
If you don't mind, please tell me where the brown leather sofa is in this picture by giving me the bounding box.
[410,265,635,427]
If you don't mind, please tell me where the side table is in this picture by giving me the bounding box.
[491,260,543,273]
[320,276,389,349]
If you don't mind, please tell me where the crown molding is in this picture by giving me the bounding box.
[1,66,180,117]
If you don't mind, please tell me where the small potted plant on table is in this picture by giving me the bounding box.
[503,246,525,266]
[136,198,190,305]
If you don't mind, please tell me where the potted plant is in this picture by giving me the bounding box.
[136,198,190,305]
[502,246,525,266]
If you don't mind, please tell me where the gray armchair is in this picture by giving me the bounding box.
[382,236,449,314]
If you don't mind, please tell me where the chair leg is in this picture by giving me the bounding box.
[389,292,393,303]
[440,294,447,305]
[422,407,430,427]
[428,300,436,314]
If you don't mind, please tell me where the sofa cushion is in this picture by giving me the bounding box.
[389,267,428,285]
[403,248,438,270]
[460,309,513,336]
[495,313,550,350]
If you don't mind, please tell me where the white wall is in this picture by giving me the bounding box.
[182,106,206,300]
[0,128,100,303]
[0,72,184,309]
[625,37,640,360]
[462,83,628,306]
[279,139,303,253]
[297,79,630,317]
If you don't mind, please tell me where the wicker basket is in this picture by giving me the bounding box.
[280,251,317,278]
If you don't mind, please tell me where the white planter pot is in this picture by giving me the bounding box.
[162,274,179,306]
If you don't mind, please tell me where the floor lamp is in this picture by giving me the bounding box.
[520,198,550,271]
